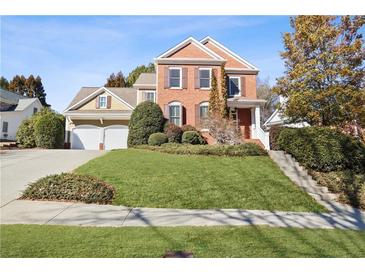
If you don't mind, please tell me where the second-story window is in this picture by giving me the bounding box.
[169,68,182,88]
[199,68,211,89]
[144,91,155,102]
[229,77,240,96]
[99,95,107,108]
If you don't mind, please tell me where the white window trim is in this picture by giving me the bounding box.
[144,90,156,103]
[169,67,182,89]
[169,101,182,126]
[99,95,107,109]
[228,76,241,97]
[199,68,212,90]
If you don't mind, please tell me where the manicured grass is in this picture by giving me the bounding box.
[76,149,325,212]
[1,225,365,258]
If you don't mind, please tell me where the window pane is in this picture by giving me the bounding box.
[169,105,181,125]
[229,78,240,95]
[170,69,180,78]
[2,122,8,132]
[99,96,107,107]
[200,78,210,88]
[145,92,155,102]
[199,69,210,79]
[200,106,208,118]
[170,78,180,88]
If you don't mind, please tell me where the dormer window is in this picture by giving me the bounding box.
[169,67,182,89]
[99,95,107,108]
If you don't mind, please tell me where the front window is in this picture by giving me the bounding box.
[2,121,8,133]
[169,68,181,88]
[199,102,209,119]
[99,95,107,108]
[33,107,38,114]
[199,68,211,89]
[144,91,155,102]
[229,77,240,96]
[169,102,181,126]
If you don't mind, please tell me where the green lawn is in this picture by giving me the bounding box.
[75,149,325,212]
[1,225,364,257]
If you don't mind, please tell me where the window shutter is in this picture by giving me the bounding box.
[182,67,188,89]
[195,104,200,126]
[194,67,200,89]
[95,96,100,109]
[107,96,111,108]
[241,76,246,97]
[164,104,170,119]
[164,67,169,89]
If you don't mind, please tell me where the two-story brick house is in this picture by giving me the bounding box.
[64,36,269,150]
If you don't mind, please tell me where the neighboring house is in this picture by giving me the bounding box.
[0,88,43,141]
[263,96,309,130]
[64,36,270,150]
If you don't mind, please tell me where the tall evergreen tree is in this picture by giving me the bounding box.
[125,63,155,87]
[274,16,365,129]
[34,76,48,106]
[208,72,220,116]
[0,76,9,90]
[105,71,126,87]
[219,65,229,118]
[8,75,27,95]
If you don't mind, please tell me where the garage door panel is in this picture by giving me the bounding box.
[71,125,101,150]
[104,125,128,150]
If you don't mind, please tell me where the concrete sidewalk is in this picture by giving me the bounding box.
[1,200,365,230]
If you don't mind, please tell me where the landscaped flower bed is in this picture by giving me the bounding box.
[21,173,115,204]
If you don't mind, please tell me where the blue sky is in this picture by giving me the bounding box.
[1,16,291,112]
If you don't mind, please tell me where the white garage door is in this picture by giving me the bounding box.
[71,125,101,150]
[104,125,128,150]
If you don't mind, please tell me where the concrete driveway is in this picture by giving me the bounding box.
[0,149,105,207]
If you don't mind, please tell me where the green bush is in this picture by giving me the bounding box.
[164,123,183,143]
[128,101,164,146]
[182,131,204,145]
[34,110,64,149]
[277,127,365,172]
[135,143,267,157]
[269,125,284,150]
[148,133,168,146]
[181,124,197,132]
[21,173,115,204]
[16,118,37,148]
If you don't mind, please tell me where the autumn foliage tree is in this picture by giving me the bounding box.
[105,71,126,87]
[274,16,365,132]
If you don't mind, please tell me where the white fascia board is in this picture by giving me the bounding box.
[155,58,225,65]
[156,36,224,61]
[200,36,259,71]
[64,87,134,113]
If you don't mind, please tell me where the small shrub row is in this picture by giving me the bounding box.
[21,173,115,204]
[276,127,365,172]
[135,143,267,157]
[148,132,168,146]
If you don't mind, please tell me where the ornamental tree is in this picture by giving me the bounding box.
[274,16,365,130]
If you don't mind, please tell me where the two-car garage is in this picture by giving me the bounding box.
[71,125,128,150]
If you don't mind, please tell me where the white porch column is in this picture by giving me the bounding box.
[250,108,256,138]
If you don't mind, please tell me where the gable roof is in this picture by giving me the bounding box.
[0,88,26,105]
[64,87,137,112]
[156,36,225,61]
[200,36,259,71]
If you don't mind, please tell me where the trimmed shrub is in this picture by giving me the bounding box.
[136,143,267,157]
[148,132,168,146]
[21,173,115,204]
[128,101,164,146]
[277,127,365,172]
[269,125,284,150]
[16,118,37,148]
[181,124,197,132]
[164,123,183,143]
[34,110,64,149]
[182,131,204,145]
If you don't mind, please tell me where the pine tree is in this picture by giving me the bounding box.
[208,71,220,117]
[34,76,48,106]
[274,16,365,128]
[0,76,9,90]
[25,74,36,97]
[8,75,27,96]
[219,65,229,118]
